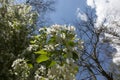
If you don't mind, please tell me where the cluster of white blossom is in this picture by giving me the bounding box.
[34,60,78,80]
[27,44,39,51]
[47,59,78,80]
[39,24,75,34]
[35,25,81,80]
[12,58,30,79]
[34,65,48,80]
[39,24,83,53]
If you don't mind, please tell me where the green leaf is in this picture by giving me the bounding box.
[48,36,56,44]
[63,54,67,58]
[68,41,75,46]
[34,35,40,40]
[34,50,48,55]
[74,66,79,71]
[36,55,49,63]
[41,77,46,80]
[49,61,56,67]
[30,40,36,44]
[27,63,33,68]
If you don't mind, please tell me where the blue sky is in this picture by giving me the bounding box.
[50,0,87,25]
[50,0,120,26]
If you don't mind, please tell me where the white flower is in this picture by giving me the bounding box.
[51,24,61,30]
[40,65,46,70]
[27,45,33,51]
[55,44,59,47]
[66,59,70,64]
[46,28,51,34]
[39,28,44,32]
[12,58,25,68]
[44,44,54,51]
[68,26,76,31]
[60,33,66,39]
[60,25,67,30]
[50,28,56,33]
[63,48,67,52]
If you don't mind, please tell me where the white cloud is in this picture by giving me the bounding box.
[87,0,95,8]
[76,8,88,22]
[87,0,120,66]
[87,0,120,26]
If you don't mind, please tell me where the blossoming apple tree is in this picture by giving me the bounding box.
[12,25,83,80]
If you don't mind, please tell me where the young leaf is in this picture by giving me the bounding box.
[27,63,33,68]
[34,50,48,55]
[36,55,49,63]
[68,41,75,46]
[30,40,36,44]
[49,61,57,67]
